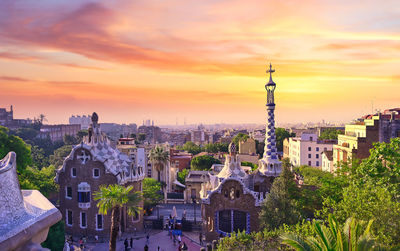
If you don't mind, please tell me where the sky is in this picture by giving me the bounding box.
[0,0,399,125]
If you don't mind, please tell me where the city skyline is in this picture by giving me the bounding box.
[0,0,399,125]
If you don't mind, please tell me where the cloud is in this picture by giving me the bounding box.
[0,75,29,82]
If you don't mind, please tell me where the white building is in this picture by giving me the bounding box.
[69,115,91,130]
[321,150,334,172]
[285,133,335,168]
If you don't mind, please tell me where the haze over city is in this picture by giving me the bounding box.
[0,0,399,125]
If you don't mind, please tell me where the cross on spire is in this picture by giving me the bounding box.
[266,63,275,80]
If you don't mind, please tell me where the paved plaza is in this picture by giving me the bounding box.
[75,229,202,251]
[147,203,201,222]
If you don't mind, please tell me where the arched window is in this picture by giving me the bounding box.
[217,210,249,235]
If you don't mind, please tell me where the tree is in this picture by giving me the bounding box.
[177,169,189,185]
[260,166,301,230]
[42,220,65,251]
[232,133,249,146]
[138,133,146,141]
[19,165,58,198]
[281,214,386,251]
[49,145,73,168]
[319,128,342,140]
[275,128,295,152]
[63,134,78,145]
[241,161,258,171]
[182,141,203,155]
[94,185,142,251]
[148,146,169,182]
[191,155,221,171]
[31,145,49,169]
[76,129,88,142]
[0,126,32,173]
[142,178,163,210]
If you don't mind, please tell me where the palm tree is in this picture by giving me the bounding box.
[94,184,142,251]
[148,145,169,182]
[281,214,386,251]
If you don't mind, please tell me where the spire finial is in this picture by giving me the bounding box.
[266,63,275,82]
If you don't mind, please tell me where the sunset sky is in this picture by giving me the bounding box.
[0,0,399,125]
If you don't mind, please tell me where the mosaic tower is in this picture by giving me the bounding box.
[258,64,282,176]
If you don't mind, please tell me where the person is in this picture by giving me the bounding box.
[94,235,99,244]
[182,209,186,219]
[199,232,203,246]
[124,238,128,251]
[182,242,188,251]
[178,244,182,251]
[79,237,83,249]
[177,234,181,245]
[144,244,149,251]
[157,246,160,251]
[146,233,150,245]
[130,237,133,248]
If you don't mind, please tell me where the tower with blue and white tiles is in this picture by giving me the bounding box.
[258,64,282,176]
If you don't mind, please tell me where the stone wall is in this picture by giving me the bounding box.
[202,179,260,241]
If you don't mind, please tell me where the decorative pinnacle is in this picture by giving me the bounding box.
[266,63,275,82]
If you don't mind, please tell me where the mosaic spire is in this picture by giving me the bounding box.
[258,64,282,176]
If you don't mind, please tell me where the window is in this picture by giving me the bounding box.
[308,154,311,158]
[93,168,100,178]
[308,147,311,151]
[308,161,312,166]
[78,191,91,203]
[309,137,313,141]
[316,161,319,166]
[66,187,72,199]
[217,210,248,234]
[96,214,103,230]
[66,210,73,226]
[80,212,87,228]
[316,147,319,151]
[71,168,77,177]
[316,154,319,159]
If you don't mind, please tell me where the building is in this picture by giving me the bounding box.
[321,150,333,172]
[184,171,210,203]
[0,105,33,129]
[138,125,162,144]
[332,109,400,169]
[39,124,81,142]
[238,138,256,155]
[69,115,92,130]
[56,113,145,238]
[0,152,61,250]
[117,138,153,178]
[170,149,192,171]
[200,64,281,241]
[284,133,335,168]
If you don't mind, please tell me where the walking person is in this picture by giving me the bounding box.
[144,244,149,251]
[124,238,129,251]
[130,237,133,249]
[199,232,203,246]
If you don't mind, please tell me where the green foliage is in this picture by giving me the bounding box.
[94,184,142,216]
[319,128,342,140]
[190,155,221,171]
[177,169,189,185]
[63,134,77,145]
[241,161,258,171]
[0,126,32,173]
[260,166,301,230]
[142,178,163,208]
[138,133,146,141]
[31,145,49,169]
[275,128,295,152]
[281,214,388,251]
[232,133,249,147]
[148,145,169,181]
[19,165,58,197]
[76,129,88,142]
[204,142,229,153]
[42,220,65,251]
[216,229,285,251]
[49,145,73,168]
[181,141,203,154]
